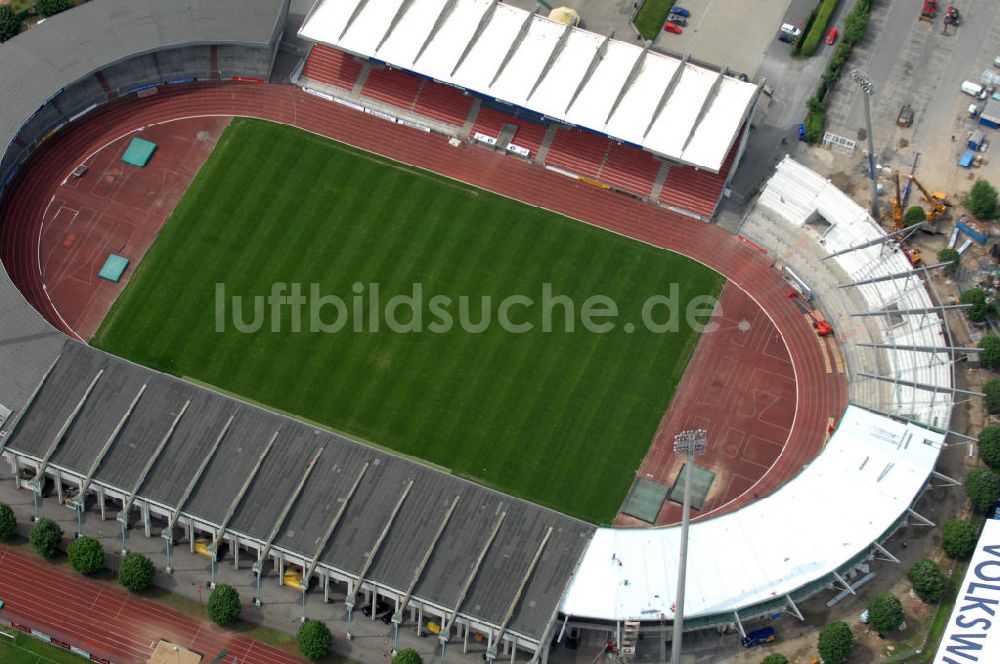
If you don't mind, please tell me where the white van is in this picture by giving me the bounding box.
[962,80,987,99]
[778,23,801,43]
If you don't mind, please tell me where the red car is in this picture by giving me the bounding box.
[825,27,838,44]
[663,22,682,34]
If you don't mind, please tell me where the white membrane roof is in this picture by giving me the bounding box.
[299,0,758,171]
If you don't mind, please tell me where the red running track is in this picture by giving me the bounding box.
[0,82,848,525]
[0,545,305,664]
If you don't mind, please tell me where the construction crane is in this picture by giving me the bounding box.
[909,175,951,223]
[890,171,904,232]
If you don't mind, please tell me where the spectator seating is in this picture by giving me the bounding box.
[658,137,740,218]
[361,67,423,110]
[599,143,662,198]
[544,127,610,180]
[412,81,475,127]
[471,107,547,156]
[301,45,363,91]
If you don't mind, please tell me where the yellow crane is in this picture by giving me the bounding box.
[891,171,903,232]
[909,175,951,222]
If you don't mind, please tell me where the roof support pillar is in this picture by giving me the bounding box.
[785,595,804,621]
[732,610,745,637]
[837,262,949,288]
[253,448,324,576]
[681,66,727,152]
[487,527,553,663]
[526,21,573,100]
[415,0,461,65]
[907,508,934,527]
[166,413,234,533]
[832,571,855,595]
[211,430,280,552]
[120,399,190,517]
[32,369,104,490]
[564,30,613,114]
[643,54,689,139]
[490,5,539,86]
[849,304,969,317]
[872,542,900,563]
[441,512,506,645]
[930,470,961,487]
[303,461,370,584]
[605,44,650,124]
[339,0,373,41]
[375,0,417,51]
[857,372,984,397]
[822,223,927,260]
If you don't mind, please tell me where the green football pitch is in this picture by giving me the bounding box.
[94,119,724,523]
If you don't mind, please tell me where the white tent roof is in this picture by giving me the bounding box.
[936,518,1000,664]
[560,405,943,621]
[299,0,758,171]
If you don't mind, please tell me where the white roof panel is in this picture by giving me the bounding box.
[682,78,757,170]
[487,17,562,108]
[299,0,758,170]
[527,30,601,119]
[374,0,450,65]
[452,3,524,93]
[567,40,640,130]
[413,0,493,83]
[604,54,678,146]
[339,0,402,56]
[561,405,943,621]
[645,65,717,160]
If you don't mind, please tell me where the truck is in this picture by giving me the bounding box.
[897,104,914,127]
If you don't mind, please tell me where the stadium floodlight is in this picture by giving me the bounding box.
[671,429,707,664]
[851,69,879,220]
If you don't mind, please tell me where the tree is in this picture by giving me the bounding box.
[868,593,904,634]
[392,649,424,664]
[938,248,961,275]
[118,552,156,592]
[965,179,999,219]
[0,6,23,42]
[29,517,63,559]
[980,425,1000,468]
[942,518,980,559]
[908,559,946,603]
[207,584,241,626]
[297,620,333,661]
[35,0,70,18]
[965,468,1000,513]
[67,536,105,575]
[904,205,927,227]
[980,335,1000,370]
[986,386,1000,419]
[761,656,790,664]
[817,621,854,664]
[960,288,990,323]
[0,502,15,541]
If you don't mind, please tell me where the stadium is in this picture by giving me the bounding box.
[0,0,961,662]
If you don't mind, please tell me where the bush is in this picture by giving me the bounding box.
[67,536,105,575]
[965,467,1000,513]
[0,5,23,43]
[908,559,947,603]
[942,518,980,559]
[761,656,790,664]
[986,385,1000,419]
[965,179,999,219]
[29,517,63,559]
[794,7,819,56]
[904,205,927,227]
[805,108,826,143]
[868,593,904,634]
[960,288,989,322]
[392,649,423,664]
[0,502,15,541]
[800,0,839,56]
[818,621,854,664]
[297,620,333,660]
[118,552,156,592]
[981,335,1000,369]
[938,248,960,275]
[207,584,241,626]
[842,0,872,46]
[981,425,1000,467]
[36,0,71,18]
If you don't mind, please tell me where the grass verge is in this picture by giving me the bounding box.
[633,0,676,40]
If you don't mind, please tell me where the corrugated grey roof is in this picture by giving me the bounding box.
[5,344,593,640]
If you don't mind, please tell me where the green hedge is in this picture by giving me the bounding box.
[802,0,871,142]
[801,0,840,56]
[793,7,819,56]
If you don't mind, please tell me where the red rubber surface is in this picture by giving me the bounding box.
[0,545,305,664]
[0,82,848,527]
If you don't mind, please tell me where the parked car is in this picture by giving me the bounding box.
[663,22,682,34]
[825,27,838,44]
[670,6,690,17]
[778,23,801,43]
[741,627,776,648]
[667,13,687,26]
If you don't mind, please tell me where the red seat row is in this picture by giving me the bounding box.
[300,45,363,91]
[470,107,547,156]
[658,137,741,218]
[544,128,610,180]
[413,81,475,127]
[599,143,662,198]
[361,67,424,110]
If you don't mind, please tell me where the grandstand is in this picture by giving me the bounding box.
[294,0,760,220]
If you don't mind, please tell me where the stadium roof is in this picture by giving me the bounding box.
[560,405,943,621]
[3,342,594,642]
[298,0,760,172]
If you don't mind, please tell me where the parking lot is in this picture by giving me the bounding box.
[820,0,1000,205]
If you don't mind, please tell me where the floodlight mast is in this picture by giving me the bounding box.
[670,429,708,664]
[851,69,879,220]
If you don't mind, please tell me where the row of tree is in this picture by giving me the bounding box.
[0,0,72,43]
[1,502,428,662]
